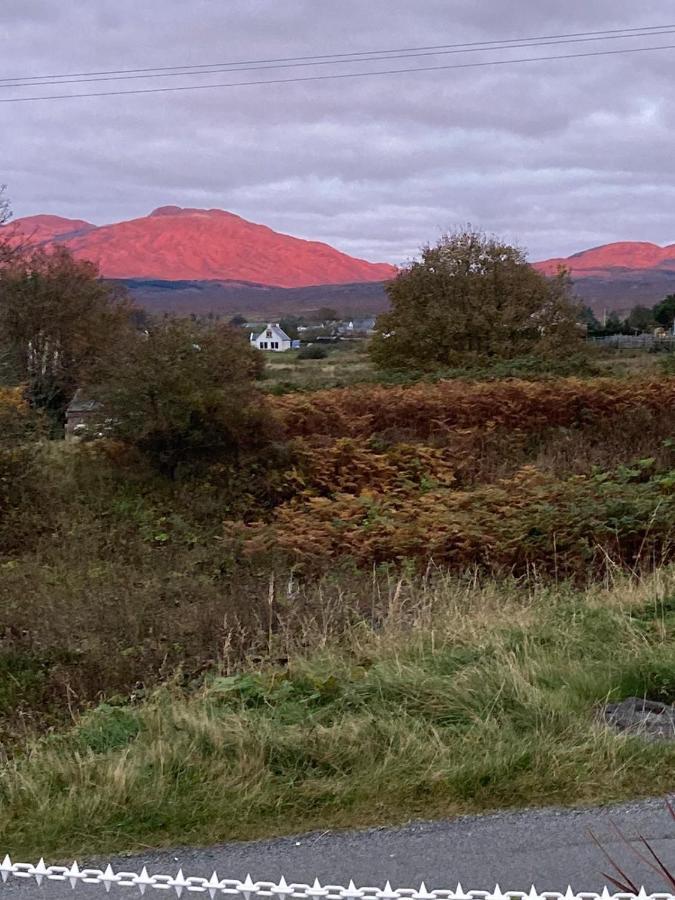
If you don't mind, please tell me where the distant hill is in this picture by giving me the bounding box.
[7,210,675,314]
[6,206,397,288]
[534,241,675,311]
[119,277,390,318]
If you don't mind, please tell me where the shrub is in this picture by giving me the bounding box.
[297,345,328,360]
[91,319,281,478]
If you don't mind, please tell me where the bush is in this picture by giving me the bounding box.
[91,319,281,478]
[370,227,583,370]
[297,345,328,360]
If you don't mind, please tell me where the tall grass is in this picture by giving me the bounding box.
[2,569,675,858]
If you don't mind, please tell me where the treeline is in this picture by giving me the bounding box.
[581,294,675,336]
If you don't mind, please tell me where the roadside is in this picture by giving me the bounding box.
[2,799,675,898]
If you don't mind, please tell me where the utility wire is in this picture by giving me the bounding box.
[1,22,673,84]
[1,41,673,104]
[3,28,675,89]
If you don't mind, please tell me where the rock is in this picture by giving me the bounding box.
[602,697,675,741]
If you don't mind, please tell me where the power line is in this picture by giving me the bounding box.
[1,22,673,84]
[3,28,675,89]
[1,41,673,104]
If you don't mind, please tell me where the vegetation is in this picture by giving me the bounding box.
[2,569,675,858]
[654,294,675,332]
[1,210,674,860]
[370,228,583,370]
[0,247,134,421]
[296,345,329,360]
[90,318,278,478]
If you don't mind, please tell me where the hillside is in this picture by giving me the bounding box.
[7,206,397,288]
[8,212,675,312]
[120,277,390,317]
[534,240,675,311]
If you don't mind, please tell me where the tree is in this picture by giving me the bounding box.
[369,228,583,370]
[0,186,19,267]
[279,316,300,339]
[0,247,135,420]
[625,304,656,334]
[653,294,675,331]
[229,313,247,327]
[578,305,602,334]
[604,311,625,336]
[91,319,278,478]
[308,307,338,325]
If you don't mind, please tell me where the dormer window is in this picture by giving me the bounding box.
[266,329,273,338]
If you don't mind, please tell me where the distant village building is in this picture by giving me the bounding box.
[337,318,377,335]
[250,323,300,352]
[64,389,105,441]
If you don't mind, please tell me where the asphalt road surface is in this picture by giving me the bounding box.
[2,799,675,899]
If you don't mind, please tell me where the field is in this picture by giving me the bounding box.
[1,367,675,857]
[261,342,667,393]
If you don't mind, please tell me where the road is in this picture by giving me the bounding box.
[2,799,675,899]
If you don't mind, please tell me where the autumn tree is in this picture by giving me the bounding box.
[653,294,675,331]
[369,228,583,370]
[0,246,135,419]
[90,318,279,478]
[625,304,656,334]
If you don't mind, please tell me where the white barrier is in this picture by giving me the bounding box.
[0,857,666,900]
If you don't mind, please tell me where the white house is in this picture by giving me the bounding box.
[250,323,300,352]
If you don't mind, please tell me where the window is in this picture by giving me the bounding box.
[266,329,273,338]
[260,341,268,349]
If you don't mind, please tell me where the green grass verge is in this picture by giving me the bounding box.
[2,570,675,858]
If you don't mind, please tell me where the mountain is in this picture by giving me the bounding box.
[534,241,675,311]
[535,241,675,276]
[8,214,96,244]
[7,206,397,288]
[8,210,675,314]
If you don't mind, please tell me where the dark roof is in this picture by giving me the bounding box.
[66,388,102,414]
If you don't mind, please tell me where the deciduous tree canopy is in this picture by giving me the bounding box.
[91,318,279,478]
[0,246,134,419]
[370,228,583,370]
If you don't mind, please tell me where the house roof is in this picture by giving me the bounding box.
[66,388,101,414]
[255,323,292,342]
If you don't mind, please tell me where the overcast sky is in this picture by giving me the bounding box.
[2,0,675,264]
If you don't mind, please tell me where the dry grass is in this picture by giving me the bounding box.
[2,568,675,858]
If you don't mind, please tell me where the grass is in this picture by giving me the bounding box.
[2,568,675,859]
[261,343,374,392]
[260,343,666,394]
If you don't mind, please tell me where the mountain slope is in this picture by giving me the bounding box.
[7,214,96,244]
[7,206,397,288]
[535,241,675,276]
[534,240,675,311]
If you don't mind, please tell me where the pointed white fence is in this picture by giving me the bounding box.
[0,856,667,900]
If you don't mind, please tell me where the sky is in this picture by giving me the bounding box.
[2,0,675,265]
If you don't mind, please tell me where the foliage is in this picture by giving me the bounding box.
[296,345,328,360]
[0,247,135,421]
[91,318,281,478]
[223,377,675,575]
[279,316,300,340]
[578,305,602,334]
[271,377,674,439]
[0,387,46,551]
[369,228,584,370]
[233,461,675,577]
[654,294,675,330]
[3,570,675,857]
[626,305,656,334]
